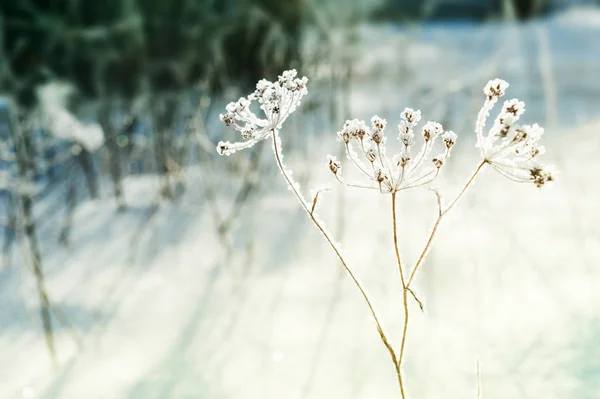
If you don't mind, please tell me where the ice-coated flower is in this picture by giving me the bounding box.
[530,165,555,188]
[442,130,457,149]
[216,69,308,156]
[502,98,525,117]
[422,121,443,142]
[432,155,444,169]
[371,115,387,132]
[399,129,415,147]
[477,79,554,188]
[484,78,509,99]
[366,148,377,163]
[327,154,342,175]
[330,111,455,194]
[338,119,369,144]
[400,108,422,126]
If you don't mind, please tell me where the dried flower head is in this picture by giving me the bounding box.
[327,154,342,175]
[484,78,509,99]
[422,121,443,142]
[400,108,422,126]
[477,79,554,187]
[330,110,456,194]
[442,130,457,149]
[216,69,308,156]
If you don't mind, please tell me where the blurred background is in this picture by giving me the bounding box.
[1,0,600,398]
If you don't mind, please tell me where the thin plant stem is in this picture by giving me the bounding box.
[398,287,409,383]
[391,192,408,398]
[390,160,486,399]
[271,131,399,369]
[407,160,486,288]
[391,192,406,287]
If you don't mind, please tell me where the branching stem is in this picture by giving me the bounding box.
[271,131,399,369]
[407,160,486,288]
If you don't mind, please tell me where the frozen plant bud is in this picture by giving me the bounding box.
[327,155,342,175]
[366,148,377,163]
[255,79,272,96]
[371,129,384,144]
[278,69,298,90]
[371,115,387,132]
[484,78,509,99]
[502,98,525,117]
[339,119,369,144]
[241,124,257,139]
[400,131,415,147]
[398,155,410,168]
[432,156,444,169]
[400,108,422,126]
[291,76,308,93]
[527,145,545,158]
[217,141,232,156]
[352,120,370,140]
[233,97,250,113]
[530,166,554,188]
[442,130,457,149]
[422,121,443,141]
[375,168,387,183]
[219,112,235,126]
[338,129,352,144]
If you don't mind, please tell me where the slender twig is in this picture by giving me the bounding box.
[271,131,399,368]
[407,287,424,312]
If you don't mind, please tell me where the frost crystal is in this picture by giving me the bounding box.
[478,79,554,187]
[216,69,308,156]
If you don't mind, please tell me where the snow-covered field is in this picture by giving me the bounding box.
[2,8,600,399]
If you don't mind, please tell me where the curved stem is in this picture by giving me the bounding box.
[407,160,486,288]
[271,132,398,366]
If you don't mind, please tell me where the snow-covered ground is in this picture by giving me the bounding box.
[2,8,600,399]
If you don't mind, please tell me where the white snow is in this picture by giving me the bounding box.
[37,83,105,152]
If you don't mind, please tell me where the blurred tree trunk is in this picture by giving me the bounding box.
[2,193,17,268]
[152,93,177,200]
[59,180,76,246]
[7,101,56,365]
[77,148,99,199]
[99,99,125,209]
[511,0,549,19]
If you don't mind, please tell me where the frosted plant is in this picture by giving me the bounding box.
[329,109,457,193]
[476,79,554,187]
[216,69,308,156]
[217,72,554,399]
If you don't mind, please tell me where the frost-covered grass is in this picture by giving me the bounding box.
[2,10,600,399]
